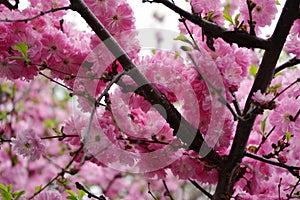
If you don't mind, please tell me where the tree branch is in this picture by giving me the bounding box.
[69,0,222,164]
[189,179,213,199]
[274,57,300,74]
[245,152,300,176]
[0,0,18,10]
[212,0,300,199]
[148,0,270,50]
[0,6,71,22]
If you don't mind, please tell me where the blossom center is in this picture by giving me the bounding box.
[113,15,119,21]
[255,6,262,12]
[25,142,31,149]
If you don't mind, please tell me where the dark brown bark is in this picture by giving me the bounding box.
[69,0,222,166]
[213,0,300,199]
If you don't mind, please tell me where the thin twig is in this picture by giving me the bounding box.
[278,177,282,200]
[76,182,107,200]
[0,6,71,22]
[187,53,243,121]
[148,182,158,200]
[162,180,174,200]
[229,89,242,117]
[270,78,300,102]
[0,0,18,10]
[255,126,275,153]
[39,72,73,91]
[246,0,256,36]
[245,152,300,177]
[102,173,122,195]
[146,0,270,49]
[189,179,213,199]
[287,179,300,199]
[29,145,83,199]
[274,57,300,74]
[117,137,169,145]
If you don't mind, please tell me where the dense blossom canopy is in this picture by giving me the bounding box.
[0,0,299,199]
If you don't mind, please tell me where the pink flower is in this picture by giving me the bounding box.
[190,0,221,15]
[291,19,300,36]
[85,0,120,17]
[33,190,62,200]
[239,0,277,28]
[104,3,135,34]
[252,90,274,105]
[286,35,300,59]
[11,129,45,161]
[269,98,300,133]
[0,54,23,80]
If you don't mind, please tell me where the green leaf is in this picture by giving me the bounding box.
[78,189,86,199]
[174,32,193,46]
[0,111,8,120]
[249,64,258,77]
[285,131,292,142]
[1,191,12,200]
[180,46,193,52]
[67,197,78,200]
[0,184,7,192]
[206,11,215,20]
[223,11,233,25]
[66,190,78,200]
[276,0,280,5]
[6,185,12,193]
[234,14,240,27]
[13,190,25,200]
[223,4,231,13]
[9,56,28,61]
[12,42,28,57]
[35,185,42,193]
[268,83,282,93]
[261,117,267,133]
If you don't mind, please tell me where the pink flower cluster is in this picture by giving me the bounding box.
[11,129,45,161]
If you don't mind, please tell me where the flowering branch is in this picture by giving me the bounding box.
[274,57,300,74]
[75,182,107,200]
[29,145,83,199]
[148,182,158,200]
[102,173,122,195]
[189,179,213,199]
[287,179,300,199]
[245,152,300,177]
[162,180,174,200]
[0,6,71,22]
[39,72,73,91]
[213,0,300,199]
[270,78,300,102]
[146,0,270,50]
[246,0,256,36]
[255,126,275,153]
[69,0,222,164]
[0,0,18,10]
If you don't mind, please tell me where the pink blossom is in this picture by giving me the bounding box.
[190,0,221,15]
[11,129,45,161]
[33,190,62,200]
[0,54,24,80]
[41,31,68,65]
[277,155,287,164]
[252,90,275,105]
[269,97,300,133]
[104,3,135,34]
[291,19,300,36]
[85,0,120,17]
[286,35,300,59]
[239,0,277,28]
